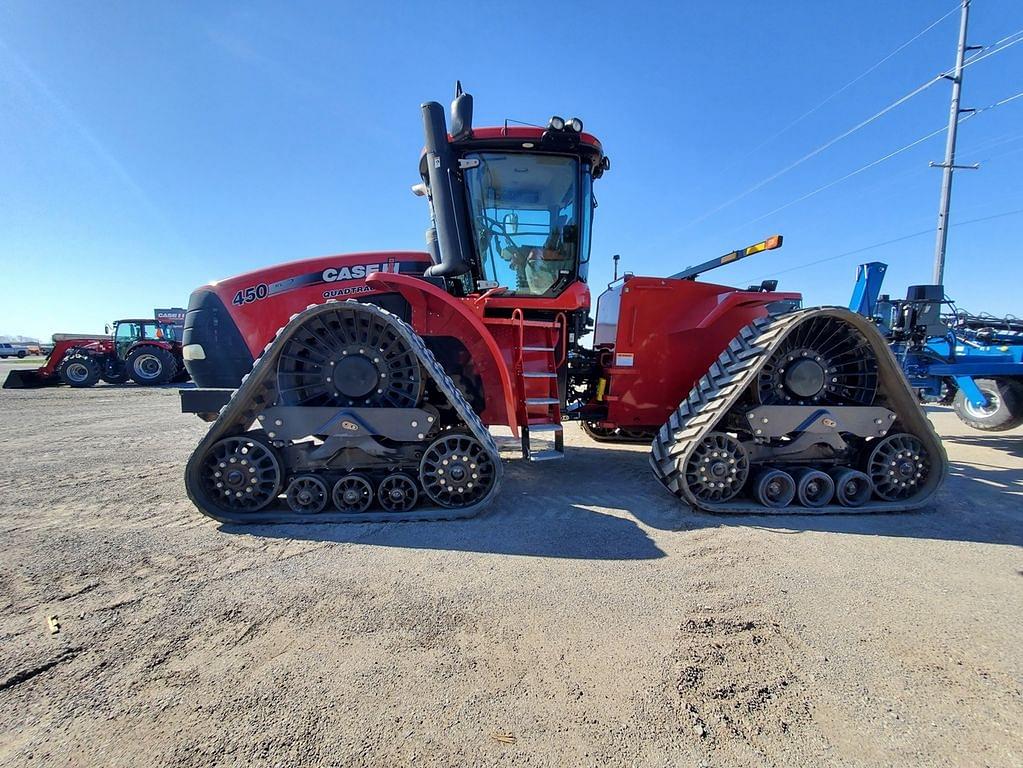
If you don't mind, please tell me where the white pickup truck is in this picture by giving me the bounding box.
[0,343,28,359]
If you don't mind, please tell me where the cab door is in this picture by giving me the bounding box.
[114,322,140,360]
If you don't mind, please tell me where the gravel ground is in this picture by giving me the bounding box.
[1,358,1020,767]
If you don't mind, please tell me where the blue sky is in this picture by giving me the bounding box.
[1,1,1021,340]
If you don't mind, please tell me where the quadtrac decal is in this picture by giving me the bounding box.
[231,260,425,307]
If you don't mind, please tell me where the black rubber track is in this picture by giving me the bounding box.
[649,308,947,514]
[184,300,502,524]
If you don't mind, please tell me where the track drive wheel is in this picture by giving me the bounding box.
[58,352,101,388]
[951,378,1023,432]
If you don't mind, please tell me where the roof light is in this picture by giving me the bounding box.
[548,115,565,131]
[568,117,583,133]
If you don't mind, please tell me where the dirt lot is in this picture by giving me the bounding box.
[1,359,1020,767]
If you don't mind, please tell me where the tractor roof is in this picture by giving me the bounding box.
[419,126,605,179]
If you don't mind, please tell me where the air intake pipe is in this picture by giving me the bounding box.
[421,101,472,278]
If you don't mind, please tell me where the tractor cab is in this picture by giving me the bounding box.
[107,319,178,360]
[415,84,607,307]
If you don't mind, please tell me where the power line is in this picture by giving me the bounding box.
[735,207,1023,284]
[734,126,948,230]
[720,3,962,171]
[686,75,946,228]
[728,88,1023,233]
[686,25,1023,231]
[960,27,1023,69]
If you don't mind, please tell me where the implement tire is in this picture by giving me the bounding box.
[58,352,101,388]
[952,378,1023,432]
[128,346,177,385]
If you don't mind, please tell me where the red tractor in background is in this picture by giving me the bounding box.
[4,318,185,389]
[177,85,946,524]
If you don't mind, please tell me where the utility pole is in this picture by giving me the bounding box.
[930,0,980,285]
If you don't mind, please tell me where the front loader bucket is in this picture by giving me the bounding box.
[3,368,55,389]
[650,307,947,514]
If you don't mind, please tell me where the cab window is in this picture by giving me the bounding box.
[141,323,167,341]
[115,323,139,341]
[464,153,583,296]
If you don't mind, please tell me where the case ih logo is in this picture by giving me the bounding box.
[321,262,401,283]
[155,308,186,324]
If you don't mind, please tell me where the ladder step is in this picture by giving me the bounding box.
[525,397,559,406]
[528,449,564,462]
[522,372,556,379]
[521,345,555,352]
[526,423,562,433]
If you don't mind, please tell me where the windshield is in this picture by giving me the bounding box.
[464,152,585,296]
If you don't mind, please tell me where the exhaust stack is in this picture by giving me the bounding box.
[420,87,474,279]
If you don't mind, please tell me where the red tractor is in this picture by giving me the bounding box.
[4,319,184,389]
[178,85,946,523]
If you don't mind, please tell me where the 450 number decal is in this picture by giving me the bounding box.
[232,283,269,306]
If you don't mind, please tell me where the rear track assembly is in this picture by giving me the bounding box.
[650,308,946,513]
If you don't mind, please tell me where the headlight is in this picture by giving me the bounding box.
[568,117,583,133]
[548,115,565,131]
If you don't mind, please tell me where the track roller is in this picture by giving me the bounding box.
[752,469,796,508]
[377,473,418,512]
[332,475,374,513]
[829,468,873,507]
[286,475,328,514]
[791,468,834,508]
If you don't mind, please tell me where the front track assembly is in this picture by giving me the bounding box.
[650,308,946,513]
[184,301,502,524]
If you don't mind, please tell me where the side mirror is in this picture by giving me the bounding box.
[104,324,111,334]
[502,212,519,234]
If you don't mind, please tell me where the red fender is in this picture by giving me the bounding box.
[366,272,519,432]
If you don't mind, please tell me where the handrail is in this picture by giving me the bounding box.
[511,307,525,372]
[555,312,568,368]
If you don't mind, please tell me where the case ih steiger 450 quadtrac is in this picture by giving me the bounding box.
[178,85,946,524]
[4,319,184,389]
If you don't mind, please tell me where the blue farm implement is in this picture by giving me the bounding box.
[849,262,1023,431]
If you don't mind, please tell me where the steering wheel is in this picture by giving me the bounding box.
[477,214,520,249]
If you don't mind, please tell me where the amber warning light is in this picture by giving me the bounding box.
[670,234,785,281]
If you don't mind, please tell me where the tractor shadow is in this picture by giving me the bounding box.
[225,444,673,560]
[940,433,1023,459]
[225,437,1023,557]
